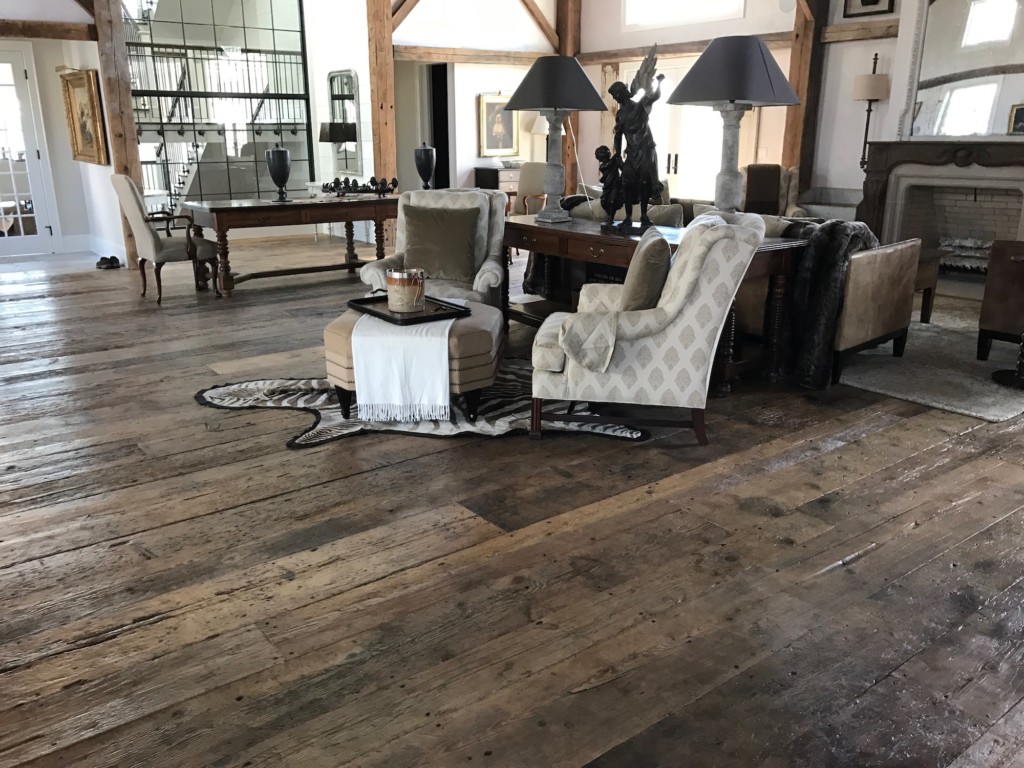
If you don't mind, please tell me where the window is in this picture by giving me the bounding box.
[961,0,1017,46]
[936,83,998,135]
[624,0,744,27]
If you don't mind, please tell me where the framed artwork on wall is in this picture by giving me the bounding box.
[843,0,896,18]
[478,93,518,158]
[1010,104,1024,136]
[60,69,108,165]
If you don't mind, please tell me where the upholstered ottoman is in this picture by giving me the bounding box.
[324,300,505,421]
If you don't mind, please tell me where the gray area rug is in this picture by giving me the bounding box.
[839,308,1023,423]
[196,359,645,448]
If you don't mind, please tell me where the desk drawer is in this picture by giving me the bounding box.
[498,180,518,193]
[566,238,632,268]
[498,169,519,183]
[506,228,559,253]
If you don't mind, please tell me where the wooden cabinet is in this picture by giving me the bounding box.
[475,166,519,195]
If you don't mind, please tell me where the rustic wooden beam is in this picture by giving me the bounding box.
[520,0,558,51]
[393,46,543,65]
[821,19,899,44]
[556,0,582,196]
[920,62,1024,90]
[797,0,814,22]
[72,0,96,17]
[93,0,141,268]
[367,0,397,246]
[782,0,827,193]
[577,32,791,66]
[0,20,97,41]
[391,0,421,31]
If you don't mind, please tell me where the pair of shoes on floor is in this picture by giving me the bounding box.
[96,256,121,269]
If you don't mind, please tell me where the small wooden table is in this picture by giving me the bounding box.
[502,214,807,391]
[181,195,399,295]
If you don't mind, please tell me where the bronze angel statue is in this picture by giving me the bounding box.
[607,45,665,232]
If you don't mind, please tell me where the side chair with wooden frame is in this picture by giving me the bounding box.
[110,174,221,305]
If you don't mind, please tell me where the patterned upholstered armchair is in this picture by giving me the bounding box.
[530,212,765,444]
[360,189,508,307]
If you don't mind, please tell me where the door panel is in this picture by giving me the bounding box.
[0,50,53,256]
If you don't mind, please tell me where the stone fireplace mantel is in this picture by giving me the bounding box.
[857,142,1024,240]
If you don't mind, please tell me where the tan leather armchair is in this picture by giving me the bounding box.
[831,239,922,383]
[978,240,1024,360]
[733,239,921,385]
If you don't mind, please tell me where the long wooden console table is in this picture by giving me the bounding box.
[502,214,807,391]
[181,195,398,295]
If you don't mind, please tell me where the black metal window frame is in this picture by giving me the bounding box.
[128,0,315,209]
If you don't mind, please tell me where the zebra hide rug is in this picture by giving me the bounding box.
[195,359,645,448]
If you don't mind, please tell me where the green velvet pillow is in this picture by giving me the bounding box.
[402,205,480,282]
[619,227,672,311]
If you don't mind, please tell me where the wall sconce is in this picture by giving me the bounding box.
[853,53,890,171]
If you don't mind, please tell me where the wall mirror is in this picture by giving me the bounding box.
[904,0,1024,139]
[905,0,1024,138]
[324,70,362,175]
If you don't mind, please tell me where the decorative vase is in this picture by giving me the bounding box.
[265,143,291,202]
[414,142,435,190]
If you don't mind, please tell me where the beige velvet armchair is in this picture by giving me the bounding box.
[360,189,508,307]
[530,212,766,445]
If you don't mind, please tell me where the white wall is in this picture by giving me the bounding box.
[28,38,125,258]
[450,63,534,188]
[810,0,903,191]
[813,38,900,190]
[394,0,554,51]
[582,0,794,52]
[0,0,91,23]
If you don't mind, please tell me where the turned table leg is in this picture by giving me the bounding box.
[374,218,385,260]
[501,245,510,334]
[714,304,737,397]
[345,221,357,264]
[216,228,234,295]
[766,272,787,382]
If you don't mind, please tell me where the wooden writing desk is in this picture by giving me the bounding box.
[182,195,398,295]
[502,214,807,391]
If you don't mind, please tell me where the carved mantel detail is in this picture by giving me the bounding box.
[857,142,1024,239]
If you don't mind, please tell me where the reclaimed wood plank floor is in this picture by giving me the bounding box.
[1,238,1023,767]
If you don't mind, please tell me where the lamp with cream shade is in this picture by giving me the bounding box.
[853,54,891,170]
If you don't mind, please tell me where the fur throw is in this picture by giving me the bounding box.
[786,219,879,389]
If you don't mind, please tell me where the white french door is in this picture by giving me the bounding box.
[0,49,54,256]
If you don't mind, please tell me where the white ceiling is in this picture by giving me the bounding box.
[0,0,93,23]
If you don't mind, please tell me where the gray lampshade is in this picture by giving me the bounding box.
[504,55,607,112]
[667,36,799,107]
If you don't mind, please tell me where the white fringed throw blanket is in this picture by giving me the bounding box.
[351,312,455,422]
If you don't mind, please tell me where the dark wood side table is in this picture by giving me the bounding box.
[181,195,398,295]
[501,214,807,391]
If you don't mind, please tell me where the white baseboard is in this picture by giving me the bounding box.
[59,235,94,254]
[90,235,127,260]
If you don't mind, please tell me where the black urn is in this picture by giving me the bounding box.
[265,143,291,202]
[413,142,435,190]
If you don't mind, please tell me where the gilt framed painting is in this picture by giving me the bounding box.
[1010,104,1024,136]
[478,94,518,158]
[843,0,895,18]
[60,69,108,165]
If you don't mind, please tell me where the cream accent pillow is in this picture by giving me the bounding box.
[403,205,480,282]
[619,227,672,311]
[693,205,790,237]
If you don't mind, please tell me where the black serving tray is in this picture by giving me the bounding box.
[347,294,471,325]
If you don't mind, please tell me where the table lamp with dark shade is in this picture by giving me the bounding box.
[505,55,607,223]
[667,35,799,212]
